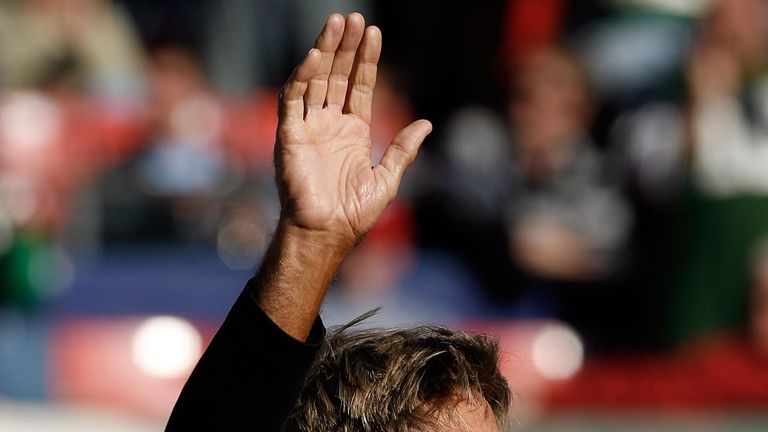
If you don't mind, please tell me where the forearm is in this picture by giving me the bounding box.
[250,220,351,341]
[692,97,768,196]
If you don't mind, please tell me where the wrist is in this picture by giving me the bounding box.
[276,217,357,257]
[251,218,351,341]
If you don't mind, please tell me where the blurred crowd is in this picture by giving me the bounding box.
[3,0,768,420]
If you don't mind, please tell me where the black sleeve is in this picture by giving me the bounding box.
[166,280,325,431]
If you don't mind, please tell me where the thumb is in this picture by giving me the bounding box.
[377,119,432,189]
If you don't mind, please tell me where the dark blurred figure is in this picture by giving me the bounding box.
[98,40,275,273]
[431,45,630,345]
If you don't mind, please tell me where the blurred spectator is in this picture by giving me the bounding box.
[0,0,145,103]
[663,0,768,347]
[0,23,145,307]
[140,43,232,197]
[505,47,629,281]
[436,46,630,323]
[96,39,285,280]
[100,41,240,243]
[0,2,147,302]
[689,0,768,196]
[0,89,143,306]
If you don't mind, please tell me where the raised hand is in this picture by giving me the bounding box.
[275,13,432,250]
[169,17,431,420]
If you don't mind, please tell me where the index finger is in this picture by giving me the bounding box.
[279,48,322,122]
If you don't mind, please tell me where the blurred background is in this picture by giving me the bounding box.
[2,0,768,430]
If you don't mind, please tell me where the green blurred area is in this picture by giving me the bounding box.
[666,186,768,347]
[0,234,55,308]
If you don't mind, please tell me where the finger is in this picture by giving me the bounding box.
[305,13,345,111]
[279,48,322,122]
[376,120,432,193]
[344,25,381,124]
[325,13,365,110]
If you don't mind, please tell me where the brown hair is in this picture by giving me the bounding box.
[285,313,511,431]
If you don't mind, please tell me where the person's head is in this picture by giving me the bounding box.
[147,43,206,112]
[286,319,511,431]
[699,0,768,73]
[508,45,592,177]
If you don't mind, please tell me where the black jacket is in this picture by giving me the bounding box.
[166,281,325,431]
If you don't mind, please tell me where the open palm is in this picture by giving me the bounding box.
[276,14,432,247]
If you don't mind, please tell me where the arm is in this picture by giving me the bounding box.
[692,96,768,196]
[258,11,431,340]
[688,42,768,196]
[166,12,431,430]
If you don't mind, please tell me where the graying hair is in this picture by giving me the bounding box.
[285,312,511,431]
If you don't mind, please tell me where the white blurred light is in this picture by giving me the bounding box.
[0,92,61,151]
[531,323,584,381]
[132,316,202,379]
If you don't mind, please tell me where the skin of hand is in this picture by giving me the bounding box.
[251,13,432,341]
[511,215,599,281]
[687,42,740,106]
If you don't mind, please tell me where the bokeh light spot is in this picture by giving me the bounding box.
[131,316,202,379]
[531,322,584,381]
